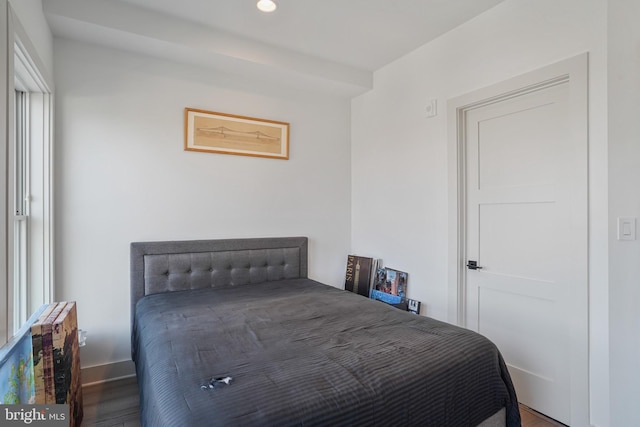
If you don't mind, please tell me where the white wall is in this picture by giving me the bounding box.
[608,1,640,426]
[351,0,609,425]
[54,39,352,369]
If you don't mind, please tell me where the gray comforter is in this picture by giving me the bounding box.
[132,278,520,426]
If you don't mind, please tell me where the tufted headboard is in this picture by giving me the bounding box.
[130,237,308,328]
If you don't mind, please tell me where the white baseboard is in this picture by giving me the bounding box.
[81,360,136,386]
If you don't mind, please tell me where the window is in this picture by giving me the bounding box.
[12,89,29,331]
[1,5,54,345]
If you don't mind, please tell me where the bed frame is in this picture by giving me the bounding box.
[130,236,308,330]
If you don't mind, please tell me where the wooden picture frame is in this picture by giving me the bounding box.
[184,108,289,160]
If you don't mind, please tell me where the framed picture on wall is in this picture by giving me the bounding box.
[184,108,289,160]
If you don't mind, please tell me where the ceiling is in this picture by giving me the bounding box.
[43,0,506,97]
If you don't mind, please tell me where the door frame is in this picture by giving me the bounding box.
[446,53,589,426]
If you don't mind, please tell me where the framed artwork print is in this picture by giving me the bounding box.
[184,108,289,160]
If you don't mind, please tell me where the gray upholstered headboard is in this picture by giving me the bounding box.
[130,237,308,328]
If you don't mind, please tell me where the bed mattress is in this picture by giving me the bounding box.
[132,278,520,426]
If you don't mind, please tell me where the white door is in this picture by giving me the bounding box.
[448,55,588,426]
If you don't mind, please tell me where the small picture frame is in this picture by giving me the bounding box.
[407,299,421,315]
[184,108,289,160]
[370,267,408,305]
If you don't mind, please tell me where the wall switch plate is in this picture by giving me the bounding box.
[425,99,437,118]
[617,217,636,241]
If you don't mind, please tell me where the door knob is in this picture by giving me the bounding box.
[467,260,483,270]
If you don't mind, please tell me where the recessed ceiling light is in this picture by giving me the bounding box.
[257,0,277,13]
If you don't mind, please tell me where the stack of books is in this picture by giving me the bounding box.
[344,255,421,315]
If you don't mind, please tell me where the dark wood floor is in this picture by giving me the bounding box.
[81,376,564,427]
[82,377,140,427]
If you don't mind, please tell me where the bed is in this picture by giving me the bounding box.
[130,237,520,426]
